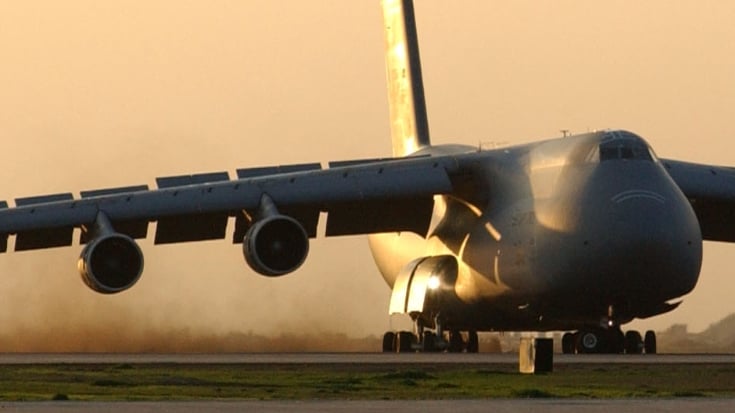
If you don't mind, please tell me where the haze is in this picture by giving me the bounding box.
[0,1,733,351]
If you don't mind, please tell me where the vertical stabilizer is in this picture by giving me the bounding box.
[382,0,431,157]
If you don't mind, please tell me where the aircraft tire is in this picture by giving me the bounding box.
[625,330,643,354]
[577,329,605,353]
[382,332,396,352]
[467,331,479,353]
[561,332,575,354]
[644,330,657,354]
[448,331,463,353]
[397,331,415,353]
[422,331,437,352]
[609,328,625,354]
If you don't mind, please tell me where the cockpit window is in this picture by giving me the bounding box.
[599,131,654,162]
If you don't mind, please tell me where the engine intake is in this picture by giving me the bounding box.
[243,215,309,276]
[78,233,144,294]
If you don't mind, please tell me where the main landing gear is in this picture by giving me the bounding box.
[382,330,480,353]
[383,313,480,353]
[561,327,657,354]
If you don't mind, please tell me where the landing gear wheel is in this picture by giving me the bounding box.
[448,331,464,353]
[561,332,575,354]
[644,330,657,354]
[467,331,479,353]
[609,328,625,354]
[624,330,643,354]
[397,331,416,353]
[577,329,605,353]
[422,331,437,352]
[382,332,396,352]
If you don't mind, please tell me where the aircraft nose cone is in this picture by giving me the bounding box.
[597,188,702,301]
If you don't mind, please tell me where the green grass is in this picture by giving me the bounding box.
[0,362,733,401]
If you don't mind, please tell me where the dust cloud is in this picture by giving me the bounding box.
[0,1,734,352]
[0,237,392,352]
[0,325,381,353]
[0,1,392,352]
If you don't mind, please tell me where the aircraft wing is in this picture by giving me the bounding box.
[663,159,735,242]
[0,154,463,253]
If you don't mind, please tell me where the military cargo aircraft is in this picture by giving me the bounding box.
[0,0,732,354]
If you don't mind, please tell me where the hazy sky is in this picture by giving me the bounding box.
[0,1,734,350]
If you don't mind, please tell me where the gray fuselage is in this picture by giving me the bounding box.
[369,130,702,331]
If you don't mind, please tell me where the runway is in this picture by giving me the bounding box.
[0,352,733,364]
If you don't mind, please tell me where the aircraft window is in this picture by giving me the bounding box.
[599,140,653,162]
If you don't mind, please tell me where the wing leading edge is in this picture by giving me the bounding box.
[0,155,461,253]
[663,159,735,242]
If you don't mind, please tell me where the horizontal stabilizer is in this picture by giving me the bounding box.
[237,163,321,179]
[156,172,230,189]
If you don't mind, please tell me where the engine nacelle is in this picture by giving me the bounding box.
[78,233,144,294]
[243,215,309,276]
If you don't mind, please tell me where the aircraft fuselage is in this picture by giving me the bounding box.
[369,130,703,331]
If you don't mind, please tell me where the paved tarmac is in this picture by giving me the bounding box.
[1,352,734,364]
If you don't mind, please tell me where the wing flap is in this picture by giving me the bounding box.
[321,161,443,235]
[237,163,321,179]
[325,197,433,236]
[156,173,240,243]
[0,201,7,253]
[155,212,229,244]
[14,193,75,251]
[156,171,230,188]
[329,157,403,168]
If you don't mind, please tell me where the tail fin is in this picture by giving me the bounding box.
[381,0,431,157]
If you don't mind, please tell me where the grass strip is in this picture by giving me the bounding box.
[0,362,733,401]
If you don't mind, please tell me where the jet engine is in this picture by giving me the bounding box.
[78,233,144,294]
[243,214,309,276]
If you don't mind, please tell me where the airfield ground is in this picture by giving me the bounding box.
[0,356,734,401]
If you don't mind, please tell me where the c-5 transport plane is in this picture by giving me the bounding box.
[0,0,733,355]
